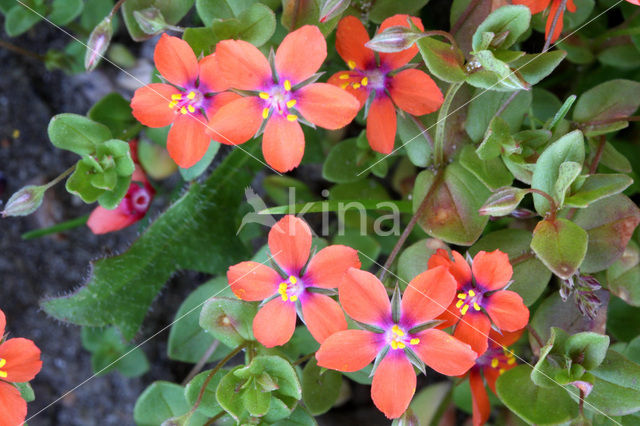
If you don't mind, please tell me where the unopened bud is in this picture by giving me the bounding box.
[490,30,510,48]
[511,208,536,219]
[365,26,424,53]
[319,0,351,23]
[569,380,593,397]
[1,184,47,217]
[559,277,573,302]
[392,408,419,426]
[85,16,113,71]
[578,274,601,291]
[256,372,279,392]
[133,7,168,35]
[479,187,527,217]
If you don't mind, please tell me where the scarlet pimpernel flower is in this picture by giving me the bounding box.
[328,15,444,154]
[130,34,238,168]
[466,329,522,426]
[428,249,529,355]
[0,309,42,426]
[513,0,577,43]
[207,25,360,172]
[315,267,477,419]
[227,215,360,347]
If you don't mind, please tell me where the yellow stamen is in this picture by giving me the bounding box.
[290,295,298,302]
[0,371,6,378]
[455,300,464,309]
[397,342,406,349]
[409,338,420,345]
[508,357,516,365]
[0,358,6,378]
[392,325,404,336]
[262,108,270,119]
[168,100,178,109]
[491,358,499,368]
[188,105,195,113]
[347,60,356,69]
[499,368,506,375]
[186,91,196,100]
[461,304,469,315]
[457,293,467,299]
[352,83,361,89]
[361,77,368,86]
[259,92,270,99]
[473,302,481,311]
[289,276,297,284]
[339,74,350,80]
[284,80,292,91]
[180,106,187,114]
[468,290,476,297]
[286,99,297,108]
[171,94,182,100]
[278,282,288,301]
[286,114,298,122]
[391,341,398,350]
[340,83,349,89]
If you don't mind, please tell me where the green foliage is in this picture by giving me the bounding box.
[184,369,228,416]
[81,327,150,377]
[134,381,207,425]
[471,5,531,51]
[301,358,342,415]
[4,0,45,36]
[531,218,588,280]
[88,93,139,140]
[199,297,258,347]
[122,0,194,41]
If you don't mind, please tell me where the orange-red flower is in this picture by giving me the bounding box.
[207,25,360,172]
[316,267,477,419]
[328,15,444,154]
[227,215,360,347]
[466,329,522,426]
[0,309,42,426]
[428,249,529,355]
[130,34,238,168]
[513,0,577,43]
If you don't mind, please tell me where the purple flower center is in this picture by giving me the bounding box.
[385,324,420,350]
[168,88,206,115]
[455,287,485,315]
[277,275,305,303]
[259,79,298,122]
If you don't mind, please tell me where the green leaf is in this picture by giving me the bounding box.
[88,93,138,140]
[413,163,490,246]
[5,2,44,36]
[236,355,302,399]
[97,174,132,209]
[369,0,429,23]
[554,161,582,207]
[593,140,632,173]
[243,381,272,416]
[81,327,150,377]
[42,146,257,340]
[573,79,640,135]
[66,160,109,204]
[496,365,579,424]
[398,113,432,168]
[281,0,339,35]
[508,51,567,85]
[48,113,112,156]
[573,194,640,273]
[263,176,315,206]
[167,279,233,363]
[410,382,451,425]
[565,174,633,208]
[301,358,342,415]
[598,44,640,70]
[472,5,531,51]
[531,327,568,388]
[322,138,369,183]
[200,297,257,348]
[607,240,640,306]
[607,296,640,342]
[333,232,380,270]
[216,367,250,422]
[465,88,532,142]
[476,116,516,160]
[79,0,113,30]
[531,218,588,280]
[587,350,640,416]
[122,0,195,41]
[179,142,220,181]
[271,405,316,426]
[565,332,610,371]
[471,229,551,306]
[458,144,513,190]
[15,382,35,403]
[196,0,255,23]
[397,239,443,284]
[417,36,467,83]
[531,130,585,215]
[184,369,228,416]
[182,26,219,56]
[49,0,83,25]
[134,381,207,425]
[466,50,529,92]
[210,3,276,47]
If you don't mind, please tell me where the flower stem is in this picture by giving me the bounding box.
[109,0,128,18]
[0,40,44,61]
[450,0,482,35]
[45,164,76,190]
[204,411,226,426]
[21,214,89,240]
[293,352,316,366]
[421,30,460,52]
[434,82,463,168]
[542,0,568,52]
[526,188,558,221]
[182,340,221,385]
[527,324,545,348]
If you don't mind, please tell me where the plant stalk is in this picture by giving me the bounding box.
[182,340,221,385]
[434,82,463,168]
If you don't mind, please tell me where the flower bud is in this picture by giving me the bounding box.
[478,187,527,217]
[510,208,537,219]
[365,26,424,53]
[319,0,351,23]
[1,184,47,217]
[133,7,168,35]
[85,16,113,71]
[578,274,601,291]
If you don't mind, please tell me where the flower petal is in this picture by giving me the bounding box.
[414,328,477,375]
[252,298,297,347]
[87,206,137,234]
[295,83,360,129]
[167,113,211,168]
[378,15,424,70]
[327,71,368,107]
[366,95,397,154]
[131,83,179,128]
[454,311,491,355]
[389,69,443,116]
[197,54,229,93]
[512,0,550,15]
[204,91,242,120]
[0,311,4,338]
[485,290,529,332]
[301,293,347,343]
[276,25,326,85]
[0,381,27,426]
[316,330,380,372]
[371,352,416,419]
[490,328,524,349]
[305,245,361,289]
[207,97,263,145]
[401,266,457,328]
[545,0,566,44]
[339,268,391,326]
[0,338,42,382]
[227,261,281,301]
[472,250,513,291]
[262,115,305,173]
[154,33,199,87]
[214,39,272,90]
[436,300,461,329]
[428,249,471,289]
[469,369,491,426]
[335,16,375,70]
[268,215,312,274]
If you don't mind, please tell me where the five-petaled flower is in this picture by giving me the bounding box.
[315,267,477,419]
[466,329,522,426]
[428,249,529,355]
[0,309,42,426]
[207,25,360,172]
[513,0,577,43]
[328,15,444,154]
[131,34,238,168]
[227,215,360,347]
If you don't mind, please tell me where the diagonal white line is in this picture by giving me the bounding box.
[357,0,625,176]
[13,0,282,176]
[25,251,281,422]
[356,249,621,424]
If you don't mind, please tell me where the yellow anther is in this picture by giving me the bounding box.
[499,368,506,375]
[397,342,406,349]
[286,99,297,108]
[286,114,298,122]
[168,101,178,109]
[188,105,195,113]
[186,91,196,100]
[361,77,368,86]
[290,295,298,302]
[259,92,270,99]
[284,80,292,91]
[347,60,356,69]
[340,83,349,89]
[391,341,398,350]
[0,371,6,378]
[409,338,420,345]
[455,300,464,309]
[468,290,476,297]
[508,357,516,365]
[171,94,182,100]
[339,74,350,80]
[457,293,467,300]
[461,304,469,315]
[491,358,499,368]
[289,276,297,284]
[392,325,404,336]
[0,358,6,378]
[180,106,187,114]
[262,108,270,119]
[473,302,481,311]
[352,83,361,89]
